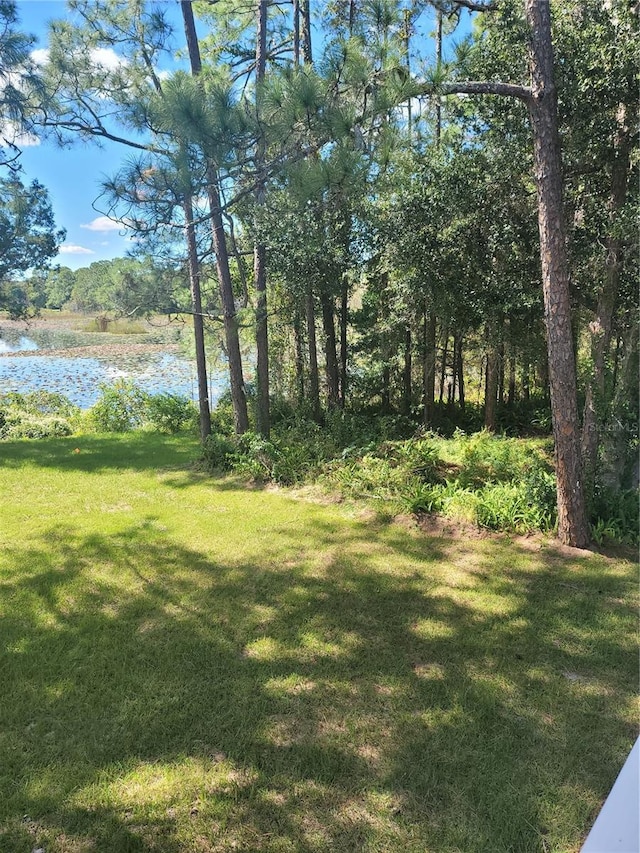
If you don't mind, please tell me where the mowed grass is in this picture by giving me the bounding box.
[0,434,637,853]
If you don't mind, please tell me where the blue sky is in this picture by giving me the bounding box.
[15,1,169,269]
[12,1,472,272]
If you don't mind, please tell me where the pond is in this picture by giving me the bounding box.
[0,322,228,409]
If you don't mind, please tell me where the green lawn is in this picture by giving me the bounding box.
[0,434,637,853]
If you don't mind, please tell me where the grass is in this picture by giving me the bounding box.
[0,433,637,853]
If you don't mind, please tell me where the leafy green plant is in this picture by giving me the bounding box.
[0,391,80,439]
[144,393,197,434]
[200,432,236,471]
[590,486,639,545]
[88,379,150,432]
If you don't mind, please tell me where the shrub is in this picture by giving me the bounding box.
[590,486,639,545]
[0,391,80,439]
[200,433,236,471]
[4,414,73,439]
[145,393,198,434]
[88,380,149,432]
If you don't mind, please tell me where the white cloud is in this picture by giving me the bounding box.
[0,121,40,148]
[31,48,49,66]
[59,244,95,255]
[80,216,122,233]
[92,47,127,71]
[31,46,126,72]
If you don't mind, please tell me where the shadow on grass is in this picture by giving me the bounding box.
[0,433,201,474]
[0,516,637,853]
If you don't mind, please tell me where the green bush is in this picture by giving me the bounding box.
[0,391,80,439]
[88,380,149,433]
[145,393,198,434]
[456,430,530,488]
[200,432,236,471]
[4,414,74,439]
[590,486,638,545]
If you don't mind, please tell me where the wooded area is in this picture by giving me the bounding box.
[1,0,638,547]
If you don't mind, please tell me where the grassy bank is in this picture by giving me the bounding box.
[0,434,637,852]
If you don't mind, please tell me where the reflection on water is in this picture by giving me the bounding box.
[0,336,39,354]
[0,328,227,409]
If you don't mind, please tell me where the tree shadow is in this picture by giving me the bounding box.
[0,433,200,474]
[0,516,636,852]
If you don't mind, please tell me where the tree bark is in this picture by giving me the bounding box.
[438,326,449,406]
[254,0,270,437]
[455,331,465,412]
[403,324,412,416]
[525,0,589,546]
[339,278,348,408]
[183,192,211,441]
[293,305,305,404]
[484,323,499,431]
[320,292,339,409]
[305,290,321,420]
[423,310,436,426]
[181,1,248,434]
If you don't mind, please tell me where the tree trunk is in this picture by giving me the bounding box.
[207,176,249,434]
[600,323,638,491]
[292,0,300,66]
[455,332,465,412]
[497,335,505,407]
[293,305,305,404]
[438,326,449,406]
[423,310,436,426]
[181,1,248,434]
[305,290,321,420]
[183,192,211,441]
[581,104,631,488]
[300,0,312,64]
[525,0,589,546]
[507,349,516,407]
[254,0,270,437]
[339,279,348,408]
[320,292,339,409]
[403,324,412,416]
[484,323,499,432]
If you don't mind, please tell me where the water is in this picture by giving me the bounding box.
[0,330,227,409]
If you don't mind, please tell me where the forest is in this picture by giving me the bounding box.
[1,0,638,548]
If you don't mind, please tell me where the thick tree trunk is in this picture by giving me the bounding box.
[320,292,339,408]
[423,310,436,426]
[581,105,631,487]
[525,0,589,546]
[181,1,248,434]
[305,290,321,420]
[183,193,211,441]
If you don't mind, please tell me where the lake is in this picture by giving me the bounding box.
[0,320,228,409]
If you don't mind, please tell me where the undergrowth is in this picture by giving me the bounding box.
[2,385,636,544]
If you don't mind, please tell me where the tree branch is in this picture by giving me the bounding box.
[412,80,532,103]
[450,0,498,11]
